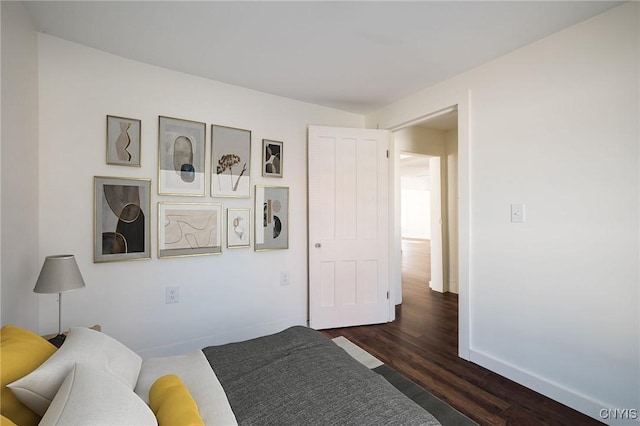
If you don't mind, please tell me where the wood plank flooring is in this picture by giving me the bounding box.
[322,239,602,426]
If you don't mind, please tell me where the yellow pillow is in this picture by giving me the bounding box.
[1,415,18,426]
[0,325,57,426]
[149,374,204,426]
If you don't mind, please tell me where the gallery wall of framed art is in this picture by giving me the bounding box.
[98,112,290,261]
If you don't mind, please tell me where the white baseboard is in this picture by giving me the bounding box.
[469,348,637,425]
[447,280,459,294]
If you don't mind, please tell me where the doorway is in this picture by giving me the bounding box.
[392,106,459,328]
[400,154,441,292]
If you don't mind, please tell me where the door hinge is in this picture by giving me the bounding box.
[386,150,389,158]
[386,291,389,299]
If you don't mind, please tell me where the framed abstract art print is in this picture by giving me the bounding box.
[94,176,151,263]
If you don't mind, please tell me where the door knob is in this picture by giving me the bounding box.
[314,243,322,248]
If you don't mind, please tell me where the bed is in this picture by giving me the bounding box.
[2,325,441,425]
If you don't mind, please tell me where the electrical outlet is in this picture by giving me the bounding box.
[280,272,290,286]
[166,286,179,304]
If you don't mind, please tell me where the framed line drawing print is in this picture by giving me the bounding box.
[158,202,222,258]
[158,116,206,196]
[262,139,282,177]
[227,208,251,248]
[211,125,251,198]
[255,186,289,251]
[106,115,141,166]
[94,176,151,263]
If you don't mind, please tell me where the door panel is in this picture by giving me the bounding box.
[308,126,390,330]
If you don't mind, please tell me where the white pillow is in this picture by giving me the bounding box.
[135,350,238,426]
[8,327,142,416]
[39,363,157,426]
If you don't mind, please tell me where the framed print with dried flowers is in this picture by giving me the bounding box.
[211,125,251,198]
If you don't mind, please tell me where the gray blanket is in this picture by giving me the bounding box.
[203,326,440,426]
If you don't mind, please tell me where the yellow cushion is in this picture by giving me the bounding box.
[149,374,204,426]
[1,415,18,426]
[1,325,56,426]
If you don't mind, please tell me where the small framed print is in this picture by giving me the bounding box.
[211,125,251,198]
[94,176,151,263]
[227,209,251,249]
[106,115,141,167]
[255,186,289,251]
[158,116,206,196]
[262,139,282,177]
[158,202,223,258]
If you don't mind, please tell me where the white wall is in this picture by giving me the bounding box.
[368,3,639,422]
[36,34,363,356]
[1,2,40,330]
[401,187,431,239]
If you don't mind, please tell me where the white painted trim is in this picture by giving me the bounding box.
[388,106,458,133]
[469,348,629,425]
[383,91,471,361]
[456,92,471,360]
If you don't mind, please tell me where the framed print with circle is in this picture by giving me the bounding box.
[255,185,289,251]
[262,139,282,177]
[94,176,151,263]
[211,124,251,198]
[158,202,223,258]
[227,208,251,248]
[158,116,206,196]
[106,115,141,167]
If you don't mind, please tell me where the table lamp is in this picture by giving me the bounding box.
[33,254,85,336]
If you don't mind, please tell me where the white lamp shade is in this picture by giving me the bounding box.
[34,255,85,294]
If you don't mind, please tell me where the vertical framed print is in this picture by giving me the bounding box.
[262,139,282,177]
[158,116,206,196]
[211,125,251,198]
[106,115,141,167]
[227,208,251,248]
[255,186,289,251]
[94,176,151,263]
[158,202,223,258]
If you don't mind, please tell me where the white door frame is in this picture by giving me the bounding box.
[386,97,470,361]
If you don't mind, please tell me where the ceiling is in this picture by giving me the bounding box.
[25,1,621,114]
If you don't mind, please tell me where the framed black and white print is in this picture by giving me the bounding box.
[94,176,151,263]
[158,116,206,196]
[211,125,251,198]
[158,202,223,258]
[262,139,283,178]
[255,186,289,251]
[106,115,141,167]
[227,208,251,248]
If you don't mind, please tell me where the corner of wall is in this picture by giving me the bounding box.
[1,1,40,329]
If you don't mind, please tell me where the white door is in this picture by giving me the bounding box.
[308,125,390,330]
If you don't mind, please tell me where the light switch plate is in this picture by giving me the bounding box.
[511,203,525,223]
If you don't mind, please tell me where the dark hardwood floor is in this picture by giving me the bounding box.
[322,239,602,426]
